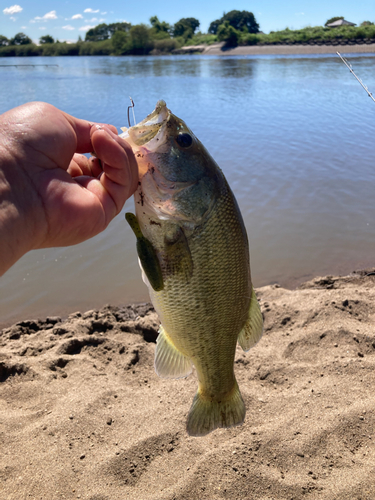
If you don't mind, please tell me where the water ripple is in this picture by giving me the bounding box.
[1,54,375,324]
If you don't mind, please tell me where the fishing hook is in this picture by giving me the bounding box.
[127,96,136,127]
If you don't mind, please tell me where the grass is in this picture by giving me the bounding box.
[239,25,375,46]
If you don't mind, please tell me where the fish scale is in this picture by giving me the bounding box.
[150,184,249,355]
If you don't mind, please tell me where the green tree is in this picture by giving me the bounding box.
[112,30,131,54]
[149,16,171,40]
[325,16,344,26]
[150,16,171,33]
[217,21,239,46]
[10,32,32,45]
[108,22,131,37]
[208,19,221,34]
[130,24,152,54]
[85,23,110,41]
[85,22,131,41]
[360,21,374,26]
[39,34,54,44]
[173,17,200,38]
[0,35,9,46]
[225,10,259,32]
[209,10,259,34]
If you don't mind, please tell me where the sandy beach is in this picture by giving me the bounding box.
[1,268,375,499]
[177,42,375,56]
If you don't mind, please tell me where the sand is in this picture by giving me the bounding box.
[1,269,375,500]
[176,42,375,56]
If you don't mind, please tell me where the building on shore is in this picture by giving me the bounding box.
[326,19,356,27]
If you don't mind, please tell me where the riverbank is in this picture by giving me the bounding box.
[1,268,375,499]
[176,41,375,55]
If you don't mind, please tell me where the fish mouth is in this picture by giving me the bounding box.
[123,100,170,151]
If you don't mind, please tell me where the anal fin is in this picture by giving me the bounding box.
[154,326,192,379]
[238,287,263,351]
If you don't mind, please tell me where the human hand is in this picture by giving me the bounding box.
[0,101,138,275]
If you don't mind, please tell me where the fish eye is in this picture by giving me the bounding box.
[176,133,193,148]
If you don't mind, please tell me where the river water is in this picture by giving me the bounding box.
[1,53,374,325]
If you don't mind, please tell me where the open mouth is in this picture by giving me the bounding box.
[121,100,170,149]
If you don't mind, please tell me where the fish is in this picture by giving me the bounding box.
[121,100,263,436]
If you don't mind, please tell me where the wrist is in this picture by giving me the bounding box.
[0,147,43,276]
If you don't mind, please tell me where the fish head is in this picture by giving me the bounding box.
[121,100,223,224]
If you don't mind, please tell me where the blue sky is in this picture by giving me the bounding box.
[1,0,375,42]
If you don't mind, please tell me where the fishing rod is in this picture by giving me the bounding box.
[337,51,375,103]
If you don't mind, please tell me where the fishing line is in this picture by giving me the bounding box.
[337,51,375,103]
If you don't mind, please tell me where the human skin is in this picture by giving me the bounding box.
[0,101,138,276]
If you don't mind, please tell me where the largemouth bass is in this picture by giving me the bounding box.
[121,101,263,436]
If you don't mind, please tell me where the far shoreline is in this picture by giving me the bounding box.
[1,42,375,59]
[177,42,375,56]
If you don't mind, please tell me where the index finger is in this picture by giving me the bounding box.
[71,125,138,217]
[62,111,119,154]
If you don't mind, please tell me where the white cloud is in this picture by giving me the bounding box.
[295,12,305,16]
[39,26,46,30]
[34,10,57,21]
[101,12,107,15]
[62,25,75,30]
[79,24,95,31]
[84,8,99,13]
[72,14,83,19]
[87,17,97,22]
[44,10,57,19]
[21,25,26,28]
[3,4,22,15]
[10,16,16,21]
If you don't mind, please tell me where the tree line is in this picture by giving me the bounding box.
[0,10,260,55]
[1,11,374,57]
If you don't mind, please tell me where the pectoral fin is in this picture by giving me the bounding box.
[154,326,192,379]
[125,212,164,292]
[238,288,263,351]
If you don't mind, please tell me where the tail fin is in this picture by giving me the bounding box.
[186,380,245,437]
